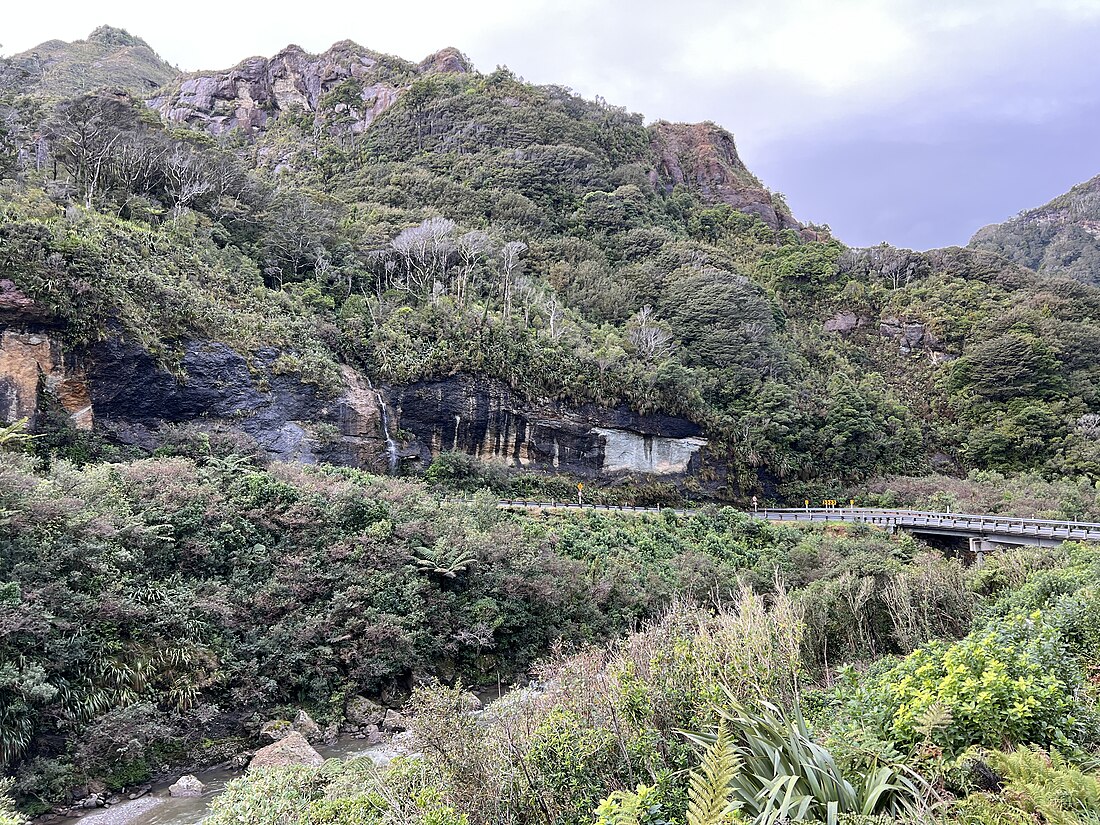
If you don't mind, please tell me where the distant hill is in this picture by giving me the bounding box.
[0,25,179,98]
[969,174,1100,285]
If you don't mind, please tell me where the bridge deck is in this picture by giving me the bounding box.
[491,500,1100,546]
[759,508,1100,544]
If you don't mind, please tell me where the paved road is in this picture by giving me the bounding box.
[492,500,1100,548]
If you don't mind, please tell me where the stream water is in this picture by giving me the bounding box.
[73,738,397,825]
[374,390,400,474]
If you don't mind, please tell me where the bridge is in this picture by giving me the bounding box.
[758,507,1100,560]
[494,500,1100,560]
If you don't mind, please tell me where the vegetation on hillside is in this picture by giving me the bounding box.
[3,28,1100,825]
[0,26,179,100]
[970,173,1100,286]
[196,536,1100,825]
[2,35,1100,493]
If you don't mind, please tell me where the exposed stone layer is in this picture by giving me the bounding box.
[0,328,707,480]
[391,374,706,477]
[0,330,92,429]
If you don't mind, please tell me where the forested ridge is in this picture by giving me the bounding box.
[2,28,1100,489]
[1,26,1100,825]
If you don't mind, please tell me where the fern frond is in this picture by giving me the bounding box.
[686,721,743,825]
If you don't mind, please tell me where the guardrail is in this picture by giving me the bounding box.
[481,501,1100,543]
[758,507,1100,542]
[493,499,695,515]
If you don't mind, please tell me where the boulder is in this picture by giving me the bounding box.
[260,719,293,741]
[381,709,408,733]
[459,691,483,712]
[293,709,322,742]
[249,731,324,771]
[345,695,387,727]
[168,775,204,798]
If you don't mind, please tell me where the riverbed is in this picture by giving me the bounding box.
[72,737,397,825]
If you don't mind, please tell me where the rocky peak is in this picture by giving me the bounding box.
[150,39,414,136]
[1,26,178,98]
[86,25,144,49]
[649,121,799,232]
[418,47,472,75]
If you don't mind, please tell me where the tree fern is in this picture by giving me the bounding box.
[0,418,34,451]
[685,722,744,825]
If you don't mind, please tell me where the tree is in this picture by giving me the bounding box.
[627,305,674,363]
[662,268,779,377]
[162,145,213,217]
[456,230,492,307]
[50,93,130,208]
[390,217,457,300]
[499,240,527,321]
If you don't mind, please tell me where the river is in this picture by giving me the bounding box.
[72,737,398,825]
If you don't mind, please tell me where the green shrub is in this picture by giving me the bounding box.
[203,766,322,825]
[873,614,1087,753]
[526,709,631,825]
[0,779,23,825]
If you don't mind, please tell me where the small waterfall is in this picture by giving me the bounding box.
[366,378,400,475]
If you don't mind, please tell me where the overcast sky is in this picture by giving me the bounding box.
[5,0,1100,250]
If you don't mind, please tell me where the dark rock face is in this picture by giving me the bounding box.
[85,338,359,465]
[391,375,706,477]
[2,329,708,479]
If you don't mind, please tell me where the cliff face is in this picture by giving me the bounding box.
[0,319,707,481]
[969,174,1100,285]
[649,121,800,232]
[148,41,469,136]
[391,375,706,477]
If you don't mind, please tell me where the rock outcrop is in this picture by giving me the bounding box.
[167,775,204,798]
[149,41,407,135]
[878,317,948,359]
[390,374,707,477]
[0,326,708,480]
[649,121,799,231]
[0,330,92,429]
[149,40,469,137]
[820,308,951,360]
[417,47,472,75]
[822,310,869,335]
[248,731,324,770]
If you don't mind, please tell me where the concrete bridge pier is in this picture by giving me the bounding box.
[968,536,999,567]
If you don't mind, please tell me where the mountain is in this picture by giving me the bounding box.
[2,28,1100,498]
[0,25,179,98]
[969,173,1100,284]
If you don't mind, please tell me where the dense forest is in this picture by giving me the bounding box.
[2,25,1100,825]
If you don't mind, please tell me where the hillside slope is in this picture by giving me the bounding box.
[970,173,1100,284]
[0,25,179,98]
[1,30,1099,497]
